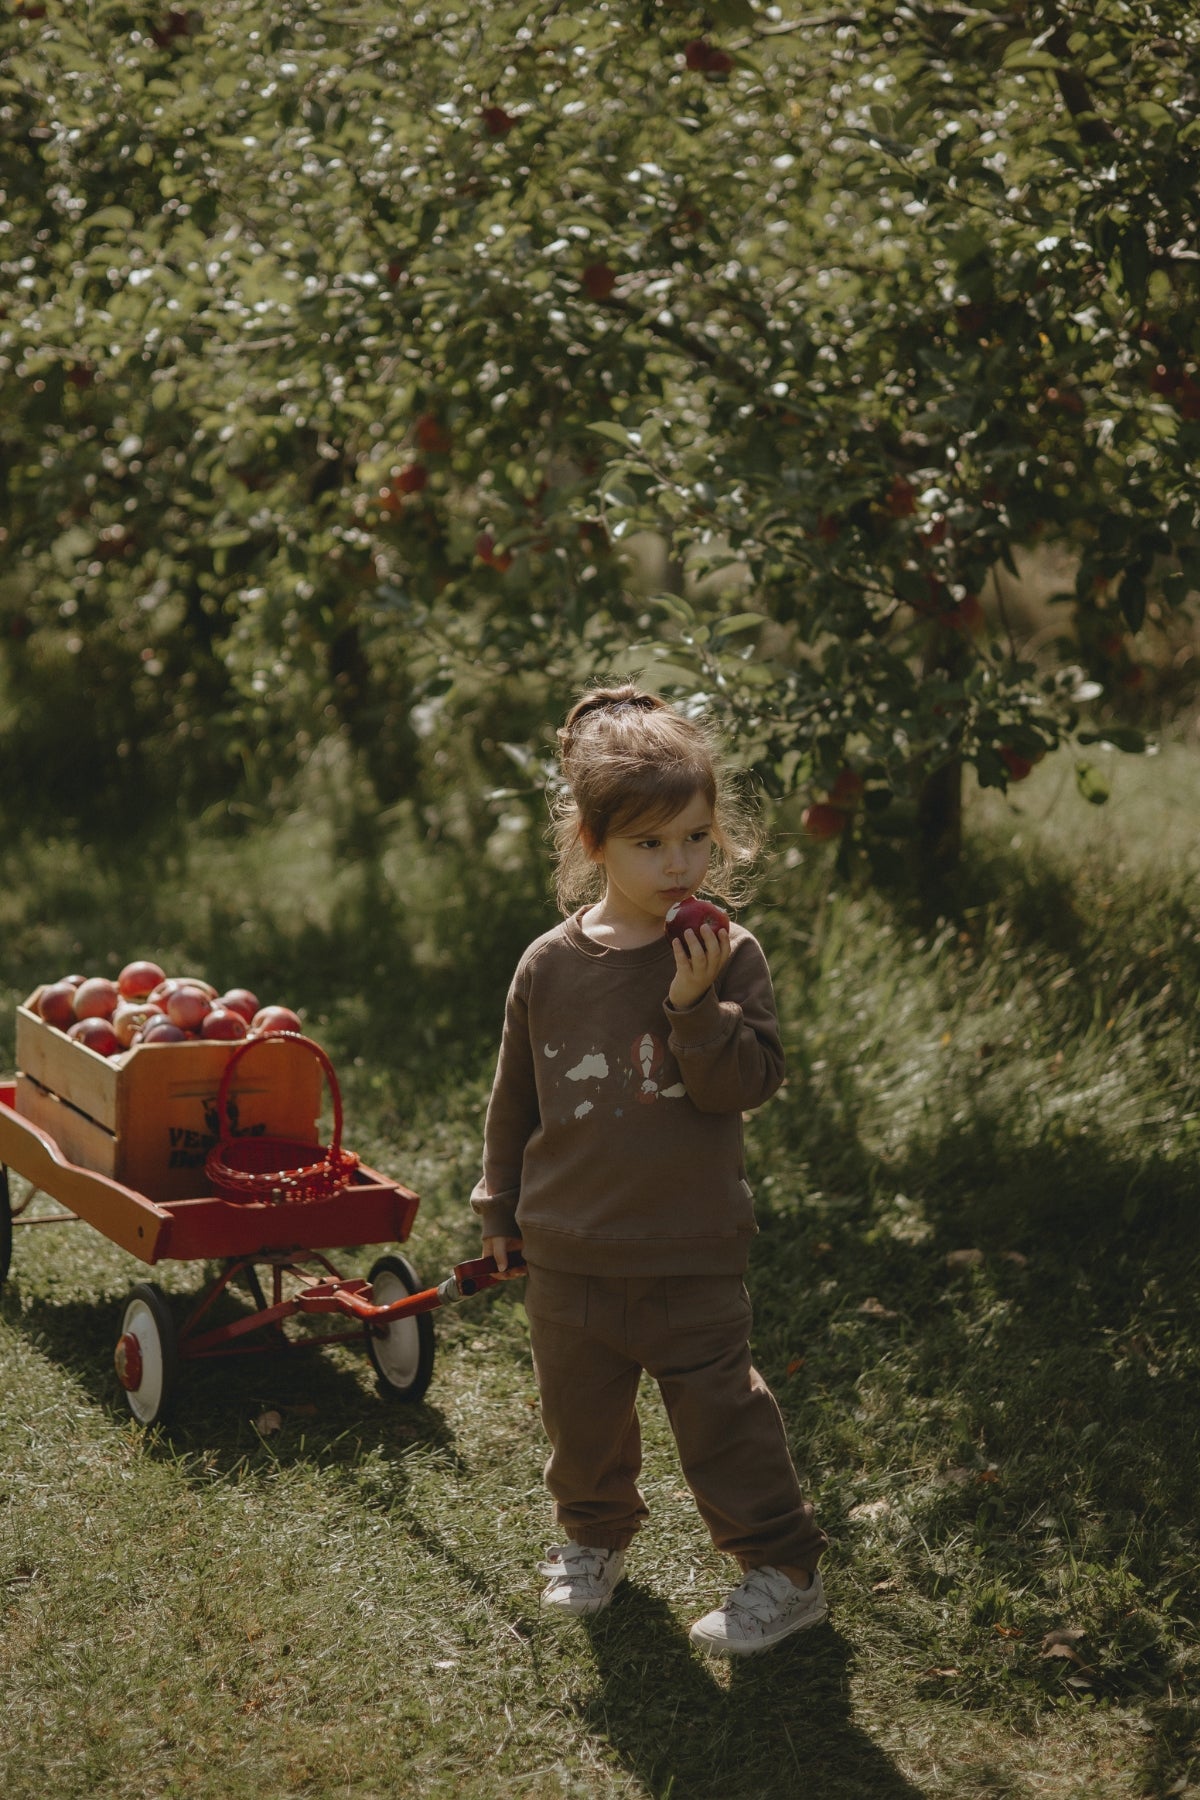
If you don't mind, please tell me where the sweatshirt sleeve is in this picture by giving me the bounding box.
[663,931,785,1115]
[470,968,539,1240]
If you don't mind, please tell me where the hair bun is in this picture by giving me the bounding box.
[560,686,664,744]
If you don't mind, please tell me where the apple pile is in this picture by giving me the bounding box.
[33,959,303,1060]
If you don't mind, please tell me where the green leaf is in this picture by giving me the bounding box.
[1077,727,1145,754]
[86,206,136,231]
[647,594,696,626]
[711,612,767,637]
[587,422,639,449]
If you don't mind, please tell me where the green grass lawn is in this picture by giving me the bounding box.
[1,742,1197,1799]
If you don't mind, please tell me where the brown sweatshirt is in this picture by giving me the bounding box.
[470,908,785,1275]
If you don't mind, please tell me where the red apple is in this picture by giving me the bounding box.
[217,988,260,1022]
[118,959,166,1001]
[582,263,617,300]
[67,1017,121,1057]
[141,1018,189,1044]
[201,1006,248,1040]
[999,746,1044,781]
[802,804,848,842]
[480,105,515,137]
[827,769,864,811]
[166,985,212,1032]
[37,981,78,1029]
[250,1005,303,1035]
[74,977,120,1021]
[887,475,916,517]
[414,412,452,454]
[113,1001,162,1048]
[475,532,513,572]
[665,898,730,943]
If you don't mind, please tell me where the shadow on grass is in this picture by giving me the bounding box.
[581,1587,922,1800]
[1,1274,466,1479]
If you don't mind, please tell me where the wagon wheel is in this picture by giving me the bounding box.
[115,1282,178,1426]
[365,1255,435,1403]
[0,1167,11,1293]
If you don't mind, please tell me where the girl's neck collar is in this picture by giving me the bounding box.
[564,907,674,963]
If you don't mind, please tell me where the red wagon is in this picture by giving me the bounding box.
[0,1031,517,1426]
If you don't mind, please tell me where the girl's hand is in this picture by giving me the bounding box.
[483,1235,525,1278]
[668,924,732,1010]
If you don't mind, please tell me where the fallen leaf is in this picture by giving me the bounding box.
[1043,1642,1085,1665]
[993,1624,1024,1639]
[872,1577,899,1593]
[975,1469,1000,1485]
[1041,1627,1086,1650]
[786,1356,806,1375]
[849,1499,892,1522]
[857,1296,899,1319]
[1000,1251,1029,1268]
[946,1249,985,1270]
[812,1241,833,1257]
[253,1409,282,1436]
[921,1666,961,1678]
[943,1465,973,1487]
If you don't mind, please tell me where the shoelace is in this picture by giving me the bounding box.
[539,1544,610,1584]
[723,1568,796,1625]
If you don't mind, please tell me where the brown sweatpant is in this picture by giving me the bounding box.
[524,1265,827,1572]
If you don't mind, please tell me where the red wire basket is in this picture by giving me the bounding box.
[204,1032,359,1204]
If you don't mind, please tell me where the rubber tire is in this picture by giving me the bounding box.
[0,1168,11,1294]
[117,1282,178,1426]
[365,1254,435,1403]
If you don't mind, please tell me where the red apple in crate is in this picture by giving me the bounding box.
[218,988,260,1023]
[113,1001,163,1048]
[118,959,166,1001]
[166,985,212,1033]
[141,1016,189,1044]
[67,1016,121,1057]
[147,977,183,1004]
[37,981,78,1029]
[665,898,730,943]
[201,1006,248,1040]
[251,1005,303,1035]
[74,977,120,1021]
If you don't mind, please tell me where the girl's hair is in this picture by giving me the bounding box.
[549,684,762,914]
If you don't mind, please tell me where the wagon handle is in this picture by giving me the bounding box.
[211,1030,344,1162]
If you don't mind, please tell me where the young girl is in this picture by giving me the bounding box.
[471,685,828,1656]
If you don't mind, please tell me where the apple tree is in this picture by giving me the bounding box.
[1,0,1197,870]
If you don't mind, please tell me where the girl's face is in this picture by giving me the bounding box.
[587,789,714,930]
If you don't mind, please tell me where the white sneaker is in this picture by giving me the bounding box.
[689,1565,827,1656]
[537,1542,626,1615]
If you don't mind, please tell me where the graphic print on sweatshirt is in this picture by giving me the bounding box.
[543,1034,686,1118]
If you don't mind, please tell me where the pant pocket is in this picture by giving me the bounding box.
[664,1275,751,1331]
[524,1265,590,1327]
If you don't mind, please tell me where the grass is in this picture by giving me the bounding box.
[1,740,1198,1798]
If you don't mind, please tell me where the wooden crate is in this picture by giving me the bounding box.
[15,993,325,1202]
